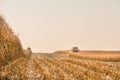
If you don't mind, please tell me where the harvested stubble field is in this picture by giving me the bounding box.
[1,52,120,80]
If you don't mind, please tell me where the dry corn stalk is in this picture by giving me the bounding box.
[0,15,25,68]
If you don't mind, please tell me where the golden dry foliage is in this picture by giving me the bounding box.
[0,16,25,68]
[1,53,120,80]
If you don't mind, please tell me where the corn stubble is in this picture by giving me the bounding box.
[0,15,120,80]
[2,53,120,80]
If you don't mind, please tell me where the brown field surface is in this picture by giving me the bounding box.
[55,50,120,58]
[1,51,120,80]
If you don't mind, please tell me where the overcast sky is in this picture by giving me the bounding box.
[0,0,120,52]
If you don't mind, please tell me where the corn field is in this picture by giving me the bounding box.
[0,53,120,80]
[0,15,120,80]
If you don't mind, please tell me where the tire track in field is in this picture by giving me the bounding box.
[26,56,47,80]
